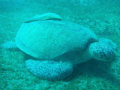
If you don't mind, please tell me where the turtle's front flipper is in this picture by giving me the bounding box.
[25,59,73,80]
[24,13,62,23]
[1,41,17,49]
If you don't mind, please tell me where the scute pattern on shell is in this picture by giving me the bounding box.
[15,20,98,60]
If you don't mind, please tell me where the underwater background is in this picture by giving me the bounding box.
[0,0,120,89]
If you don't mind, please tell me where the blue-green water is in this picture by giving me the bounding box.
[0,0,120,90]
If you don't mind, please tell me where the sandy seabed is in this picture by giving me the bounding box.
[0,0,120,90]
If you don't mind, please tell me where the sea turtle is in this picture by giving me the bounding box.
[1,13,117,80]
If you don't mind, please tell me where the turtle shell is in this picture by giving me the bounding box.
[15,20,98,59]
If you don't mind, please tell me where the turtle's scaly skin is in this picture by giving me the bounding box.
[89,42,115,61]
[26,59,73,80]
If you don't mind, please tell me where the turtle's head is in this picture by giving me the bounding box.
[88,39,116,61]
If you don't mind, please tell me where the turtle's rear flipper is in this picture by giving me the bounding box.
[25,59,73,80]
[1,41,17,49]
[24,13,62,23]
